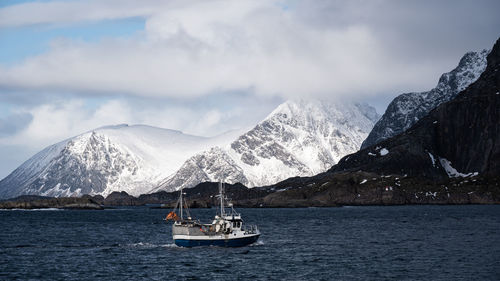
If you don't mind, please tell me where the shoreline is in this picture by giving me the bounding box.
[0,200,498,210]
[2,173,498,210]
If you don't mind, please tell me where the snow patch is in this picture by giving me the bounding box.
[439,157,478,178]
[360,179,367,184]
[379,148,389,156]
[425,191,437,197]
[428,152,436,167]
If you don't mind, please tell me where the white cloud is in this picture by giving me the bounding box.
[0,0,499,178]
[0,95,279,152]
[188,109,222,134]
[0,0,166,27]
[0,100,119,147]
[3,0,496,102]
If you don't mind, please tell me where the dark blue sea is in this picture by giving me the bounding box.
[1,205,499,280]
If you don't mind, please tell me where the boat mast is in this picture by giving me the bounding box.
[180,187,183,220]
[219,181,225,217]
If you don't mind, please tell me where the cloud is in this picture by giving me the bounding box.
[1,0,499,179]
[1,0,498,103]
[0,94,281,150]
[0,0,163,27]
[0,112,33,137]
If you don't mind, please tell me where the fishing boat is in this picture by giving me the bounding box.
[165,182,260,247]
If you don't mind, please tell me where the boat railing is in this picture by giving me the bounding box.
[243,224,259,234]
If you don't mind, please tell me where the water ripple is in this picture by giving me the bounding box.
[0,206,499,280]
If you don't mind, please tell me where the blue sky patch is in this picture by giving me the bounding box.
[0,0,76,9]
[0,17,145,64]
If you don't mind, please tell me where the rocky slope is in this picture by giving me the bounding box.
[152,100,380,192]
[333,40,499,179]
[361,49,489,149]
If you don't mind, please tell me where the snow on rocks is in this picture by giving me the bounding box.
[367,147,388,157]
[439,157,479,178]
[425,191,437,197]
[428,152,436,167]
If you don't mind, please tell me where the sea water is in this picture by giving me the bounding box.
[1,205,499,280]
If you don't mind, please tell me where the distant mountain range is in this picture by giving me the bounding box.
[0,100,379,199]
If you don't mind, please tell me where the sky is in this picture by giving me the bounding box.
[0,0,499,179]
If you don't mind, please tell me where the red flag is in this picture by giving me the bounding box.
[166,211,179,221]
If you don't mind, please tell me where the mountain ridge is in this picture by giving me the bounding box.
[362,49,489,149]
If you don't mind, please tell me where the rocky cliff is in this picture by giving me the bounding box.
[362,49,488,149]
[333,39,499,179]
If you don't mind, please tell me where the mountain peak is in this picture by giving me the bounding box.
[157,99,380,192]
[362,48,489,149]
[265,99,380,130]
[0,124,228,198]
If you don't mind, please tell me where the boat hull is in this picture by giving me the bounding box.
[174,234,260,248]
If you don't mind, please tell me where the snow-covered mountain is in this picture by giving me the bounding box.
[0,125,235,198]
[152,100,380,192]
[361,49,489,149]
[0,100,379,198]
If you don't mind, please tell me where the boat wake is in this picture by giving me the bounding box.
[161,243,179,248]
[125,242,179,249]
[250,240,265,247]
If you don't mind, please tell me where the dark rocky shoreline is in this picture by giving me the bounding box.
[1,173,498,210]
[0,195,103,210]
